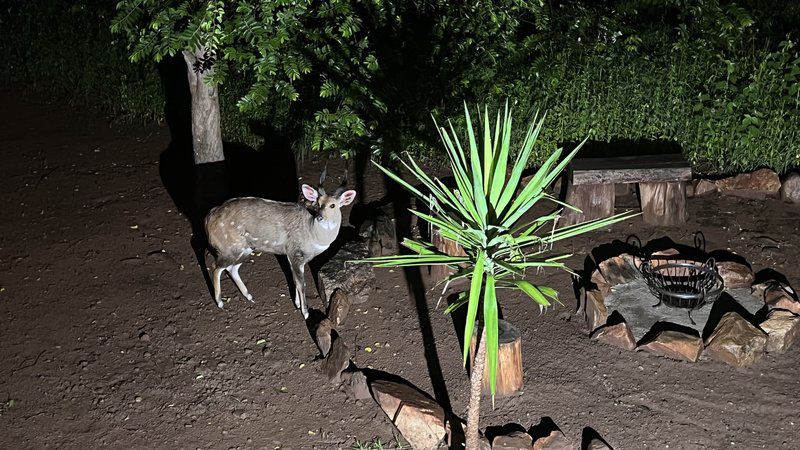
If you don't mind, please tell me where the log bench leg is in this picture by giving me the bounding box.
[563,181,615,226]
[638,181,687,226]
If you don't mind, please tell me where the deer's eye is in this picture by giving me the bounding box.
[329,204,335,209]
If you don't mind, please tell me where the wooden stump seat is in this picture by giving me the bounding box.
[563,154,691,226]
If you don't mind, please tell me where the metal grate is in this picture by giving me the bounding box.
[641,258,724,324]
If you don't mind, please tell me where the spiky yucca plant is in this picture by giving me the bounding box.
[366,104,636,448]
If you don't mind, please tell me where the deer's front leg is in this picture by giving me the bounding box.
[288,251,309,319]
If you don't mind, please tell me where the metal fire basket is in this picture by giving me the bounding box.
[640,257,724,325]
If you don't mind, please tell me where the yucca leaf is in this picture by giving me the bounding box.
[484,275,499,402]
[444,291,469,315]
[514,280,551,306]
[495,113,544,214]
[462,251,485,364]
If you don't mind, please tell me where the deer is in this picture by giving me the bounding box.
[204,168,356,319]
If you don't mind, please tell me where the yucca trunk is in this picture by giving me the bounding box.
[466,327,487,449]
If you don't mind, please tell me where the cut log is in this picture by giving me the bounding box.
[315,318,333,357]
[469,319,523,397]
[638,181,687,226]
[327,289,350,327]
[562,182,615,226]
[431,226,467,282]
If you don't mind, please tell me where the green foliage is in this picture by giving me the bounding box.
[3,0,799,173]
[364,105,637,399]
[1,0,162,120]
[348,437,408,450]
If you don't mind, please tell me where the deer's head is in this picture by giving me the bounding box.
[301,167,356,226]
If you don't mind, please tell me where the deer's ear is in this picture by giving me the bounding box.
[301,184,319,202]
[339,190,356,206]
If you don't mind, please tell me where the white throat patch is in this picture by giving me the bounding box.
[318,219,338,231]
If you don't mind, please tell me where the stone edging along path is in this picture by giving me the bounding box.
[585,251,800,367]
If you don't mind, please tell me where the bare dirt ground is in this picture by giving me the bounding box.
[1,88,798,449]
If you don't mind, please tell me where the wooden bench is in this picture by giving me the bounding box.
[562,154,692,226]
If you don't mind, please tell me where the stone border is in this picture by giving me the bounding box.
[584,252,800,367]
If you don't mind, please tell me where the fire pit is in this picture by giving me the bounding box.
[641,258,724,324]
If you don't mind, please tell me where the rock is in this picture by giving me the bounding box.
[780,172,800,203]
[692,179,717,197]
[327,289,350,327]
[340,369,371,400]
[597,254,639,286]
[638,330,703,362]
[591,321,636,350]
[138,332,151,342]
[532,429,574,450]
[584,289,608,332]
[589,269,611,297]
[492,430,532,449]
[759,309,800,353]
[704,312,767,368]
[715,260,754,289]
[321,335,351,383]
[360,204,398,257]
[370,380,447,450]
[714,168,781,198]
[315,319,333,357]
[759,283,800,315]
[318,240,375,305]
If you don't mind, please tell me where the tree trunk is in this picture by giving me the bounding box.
[182,48,224,165]
[466,327,487,449]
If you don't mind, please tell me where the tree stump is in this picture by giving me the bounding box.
[431,226,467,283]
[562,182,615,226]
[638,181,687,226]
[469,319,523,397]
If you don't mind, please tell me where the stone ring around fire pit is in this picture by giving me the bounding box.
[585,250,800,367]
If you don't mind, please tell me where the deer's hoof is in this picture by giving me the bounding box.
[245,294,254,303]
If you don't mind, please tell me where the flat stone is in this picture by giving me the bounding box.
[716,261,754,289]
[370,380,446,450]
[704,312,767,367]
[315,318,333,357]
[327,289,350,327]
[715,168,781,197]
[605,279,763,341]
[321,335,351,383]
[638,330,703,362]
[759,310,800,353]
[780,172,800,203]
[318,240,375,304]
[340,369,371,400]
[532,429,574,450]
[492,430,531,449]
[592,321,636,351]
[585,289,608,332]
[692,179,717,197]
[597,254,640,286]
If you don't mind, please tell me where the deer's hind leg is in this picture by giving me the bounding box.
[228,263,254,303]
[212,266,226,309]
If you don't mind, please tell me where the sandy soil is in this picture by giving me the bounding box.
[1,88,798,449]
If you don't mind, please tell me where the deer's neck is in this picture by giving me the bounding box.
[308,211,341,247]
